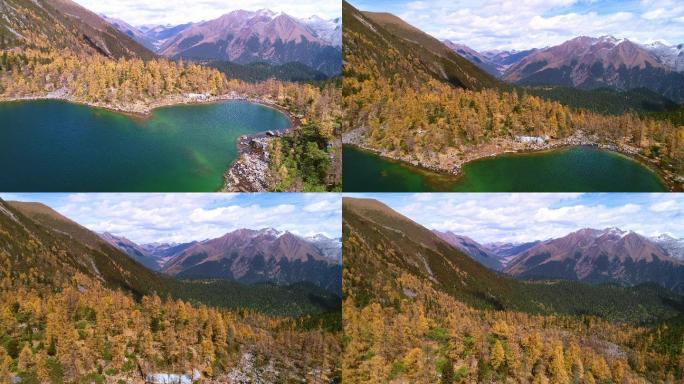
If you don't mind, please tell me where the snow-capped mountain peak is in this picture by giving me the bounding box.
[651,233,684,261]
[257,227,283,237]
[641,40,684,72]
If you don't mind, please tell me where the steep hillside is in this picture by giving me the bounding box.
[0,0,154,59]
[343,2,500,90]
[3,200,168,296]
[0,199,341,383]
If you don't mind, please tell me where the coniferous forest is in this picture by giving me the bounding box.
[0,196,342,383]
[342,197,684,384]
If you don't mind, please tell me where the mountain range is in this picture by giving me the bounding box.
[102,9,342,76]
[444,35,684,102]
[343,197,684,321]
[2,1,342,76]
[101,228,342,294]
[441,40,537,77]
[99,232,196,271]
[432,230,503,270]
[0,199,340,315]
[431,226,684,294]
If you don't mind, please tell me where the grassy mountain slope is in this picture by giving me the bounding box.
[343,197,684,323]
[343,1,500,91]
[0,199,341,383]
[2,200,168,297]
[0,0,154,59]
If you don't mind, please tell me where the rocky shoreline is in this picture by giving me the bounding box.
[344,129,683,191]
[222,130,287,192]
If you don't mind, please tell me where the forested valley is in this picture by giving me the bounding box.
[342,197,684,384]
[0,198,341,383]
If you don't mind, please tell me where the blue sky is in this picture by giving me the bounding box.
[75,0,341,26]
[1,193,341,244]
[346,193,684,243]
[350,0,684,51]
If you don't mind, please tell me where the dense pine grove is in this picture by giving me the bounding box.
[521,87,681,116]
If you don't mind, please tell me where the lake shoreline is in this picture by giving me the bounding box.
[0,91,293,121]
[221,110,301,192]
[343,131,682,191]
[1,93,299,192]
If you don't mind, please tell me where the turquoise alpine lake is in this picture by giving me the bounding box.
[343,145,667,192]
[0,99,290,191]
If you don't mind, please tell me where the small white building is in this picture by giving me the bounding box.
[515,135,548,144]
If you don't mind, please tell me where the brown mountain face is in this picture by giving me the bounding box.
[432,230,503,270]
[158,10,341,75]
[442,40,501,77]
[503,36,684,102]
[505,227,684,293]
[0,0,155,59]
[99,232,163,271]
[162,228,341,294]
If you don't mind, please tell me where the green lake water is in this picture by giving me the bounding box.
[0,99,290,191]
[343,145,667,192]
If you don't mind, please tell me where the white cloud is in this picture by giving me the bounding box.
[371,193,684,243]
[355,0,684,51]
[3,193,341,244]
[74,0,341,26]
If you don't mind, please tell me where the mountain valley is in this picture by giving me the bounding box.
[342,197,684,383]
[0,198,341,383]
[432,225,684,294]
